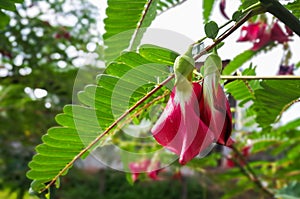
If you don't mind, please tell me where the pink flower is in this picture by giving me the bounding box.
[270,21,289,43]
[237,22,266,42]
[151,81,233,165]
[129,159,160,182]
[237,21,290,51]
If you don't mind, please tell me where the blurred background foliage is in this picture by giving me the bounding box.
[1,0,300,199]
[0,0,100,198]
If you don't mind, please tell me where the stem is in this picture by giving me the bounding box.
[194,19,234,45]
[41,74,174,192]
[221,75,300,80]
[275,98,300,123]
[193,10,253,60]
[231,146,275,198]
[260,0,300,36]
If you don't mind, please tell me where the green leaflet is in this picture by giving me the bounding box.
[222,50,258,75]
[276,181,300,199]
[203,0,216,23]
[26,44,176,195]
[157,0,187,13]
[225,66,260,107]
[103,0,159,62]
[285,0,300,19]
[0,10,10,29]
[240,0,259,10]
[252,80,300,129]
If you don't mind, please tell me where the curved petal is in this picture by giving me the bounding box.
[152,83,215,165]
[200,82,233,147]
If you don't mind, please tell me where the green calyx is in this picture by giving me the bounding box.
[174,45,195,85]
[203,53,222,76]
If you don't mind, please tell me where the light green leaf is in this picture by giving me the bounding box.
[276,181,300,199]
[203,0,216,23]
[252,80,300,129]
[225,65,260,106]
[285,0,300,19]
[104,0,159,62]
[26,45,176,195]
[223,50,257,75]
[157,0,187,13]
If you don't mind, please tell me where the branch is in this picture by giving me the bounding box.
[230,145,275,198]
[275,98,300,123]
[221,75,300,80]
[193,10,253,60]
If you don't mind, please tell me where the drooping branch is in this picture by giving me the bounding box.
[230,146,275,198]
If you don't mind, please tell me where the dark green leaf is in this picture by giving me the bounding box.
[241,0,259,10]
[204,21,219,39]
[0,10,10,29]
[232,10,243,21]
[0,0,16,11]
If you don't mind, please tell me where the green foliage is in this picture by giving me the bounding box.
[252,80,300,129]
[223,50,258,75]
[276,181,300,199]
[53,168,216,199]
[204,21,219,39]
[103,0,159,62]
[225,65,260,106]
[240,0,259,10]
[0,0,23,11]
[0,10,9,29]
[26,44,176,195]
[157,0,187,13]
[285,0,300,19]
[0,0,100,198]
[202,0,216,23]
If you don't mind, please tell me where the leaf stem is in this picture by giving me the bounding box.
[41,74,174,193]
[194,19,234,45]
[275,98,300,123]
[194,10,253,60]
[230,145,275,198]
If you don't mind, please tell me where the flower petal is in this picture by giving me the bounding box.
[200,82,233,147]
[152,83,215,165]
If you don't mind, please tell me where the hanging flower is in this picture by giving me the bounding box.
[237,21,291,51]
[129,159,161,182]
[237,22,267,42]
[277,64,294,75]
[152,81,233,165]
[151,49,233,165]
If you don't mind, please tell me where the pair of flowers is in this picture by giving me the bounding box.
[151,50,234,165]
